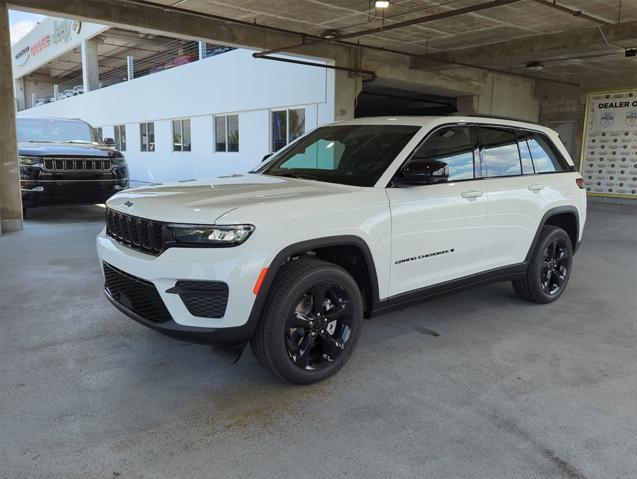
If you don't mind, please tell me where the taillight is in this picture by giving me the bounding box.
[576,177,585,189]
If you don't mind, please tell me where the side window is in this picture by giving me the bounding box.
[516,131,535,175]
[140,122,155,152]
[271,108,305,152]
[215,114,239,152]
[527,133,565,173]
[478,127,521,177]
[408,126,475,181]
[114,125,126,152]
[172,119,191,152]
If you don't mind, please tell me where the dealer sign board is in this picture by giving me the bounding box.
[11,16,108,79]
[581,88,637,199]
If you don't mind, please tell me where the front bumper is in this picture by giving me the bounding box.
[97,227,264,344]
[21,179,128,207]
[104,287,253,345]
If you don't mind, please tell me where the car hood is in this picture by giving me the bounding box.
[18,142,120,157]
[106,174,360,223]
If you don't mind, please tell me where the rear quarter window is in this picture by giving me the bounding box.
[527,133,568,173]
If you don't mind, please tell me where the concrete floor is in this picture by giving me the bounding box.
[1,203,636,479]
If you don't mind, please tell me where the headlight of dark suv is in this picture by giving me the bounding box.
[111,154,126,166]
[18,156,43,167]
[167,224,255,246]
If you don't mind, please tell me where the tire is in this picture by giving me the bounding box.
[251,258,364,384]
[513,225,573,304]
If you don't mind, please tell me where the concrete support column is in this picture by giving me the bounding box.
[461,74,540,122]
[198,41,206,60]
[81,37,100,92]
[126,55,134,81]
[13,77,25,111]
[332,51,363,121]
[0,0,23,234]
[334,71,362,120]
[457,95,479,114]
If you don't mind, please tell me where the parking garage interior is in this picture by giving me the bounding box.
[1,0,636,477]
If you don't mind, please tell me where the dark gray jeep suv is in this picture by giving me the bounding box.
[17,117,129,215]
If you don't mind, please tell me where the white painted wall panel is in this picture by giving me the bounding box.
[18,50,335,183]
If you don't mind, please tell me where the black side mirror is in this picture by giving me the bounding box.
[103,137,115,146]
[400,158,449,185]
[262,153,272,162]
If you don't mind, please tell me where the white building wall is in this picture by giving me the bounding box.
[18,49,335,183]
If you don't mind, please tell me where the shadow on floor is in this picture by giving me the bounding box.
[24,204,106,224]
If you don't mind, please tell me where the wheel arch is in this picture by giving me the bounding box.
[525,206,580,262]
[247,236,379,330]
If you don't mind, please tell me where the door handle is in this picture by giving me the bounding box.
[528,184,545,192]
[461,190,483,199]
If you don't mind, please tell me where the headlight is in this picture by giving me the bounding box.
[19,156,43,166]
[167,224,255,246]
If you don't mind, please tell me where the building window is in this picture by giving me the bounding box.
[271,108,305,152]
[172,119,191,152]
[114,125,126,151]
[214,114,239,152]
[140,122,155,152]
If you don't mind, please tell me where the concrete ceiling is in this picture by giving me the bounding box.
[10,0,637,86]
[143,0,637,82]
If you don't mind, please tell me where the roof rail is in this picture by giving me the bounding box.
[447,112,533,123]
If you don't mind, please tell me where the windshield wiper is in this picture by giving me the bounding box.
[276,172,320,181]
[65,140,92,144]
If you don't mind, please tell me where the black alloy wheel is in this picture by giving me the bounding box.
[512,225,574,304]
[284,282,354,370]
[251,258,363,384]
[540,236,570,296]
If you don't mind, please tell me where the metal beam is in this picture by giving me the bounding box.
[411,20,637,69]
[257,55,376,80]
[532,0,615,25]
[253,0,523,58]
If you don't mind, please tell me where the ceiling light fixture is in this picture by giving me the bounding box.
[375,1,390,8]
[525,61,545,71]
[320,29,341,39]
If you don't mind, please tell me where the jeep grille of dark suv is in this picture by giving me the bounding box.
[44,158,112,171]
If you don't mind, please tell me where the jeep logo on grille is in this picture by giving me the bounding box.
[124,201,134,208]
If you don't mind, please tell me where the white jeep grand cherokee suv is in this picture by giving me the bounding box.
[97,116,586,384]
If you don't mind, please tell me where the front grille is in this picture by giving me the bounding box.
[170,281,229,318]
[44,157,112,172]
[106,208,165,256]
[103,262,172,323]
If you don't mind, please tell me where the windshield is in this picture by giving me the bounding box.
[16,118,100,144]
[259,125,420,187]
